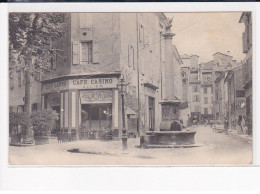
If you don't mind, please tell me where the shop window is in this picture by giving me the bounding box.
[91,107,99,120]
[100,106,111,120]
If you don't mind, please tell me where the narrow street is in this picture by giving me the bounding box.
[9,126,252,165]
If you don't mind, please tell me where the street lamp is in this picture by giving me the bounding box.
[117,78,128,150]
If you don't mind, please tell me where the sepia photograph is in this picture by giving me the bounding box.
[8,11,253,166]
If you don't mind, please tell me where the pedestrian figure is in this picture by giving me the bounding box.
[242,116,248,135]
[237,115,243,134]
[224,117,229,135]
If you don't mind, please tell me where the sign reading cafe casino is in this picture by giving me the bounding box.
[42,77,118,93]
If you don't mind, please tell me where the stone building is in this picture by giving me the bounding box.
[180,54,201,124]
[9,65,42,114]
[40,13,171,139]
[224,64,246,131]
[239,12,252,133]
[199,61,214,122]
[9,13,183,140]
[212,52,234,121]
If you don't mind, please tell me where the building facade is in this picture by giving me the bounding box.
[239,12,252,133]
[200,62,214,122]
[10,13,180,140]
[224,65,246,131]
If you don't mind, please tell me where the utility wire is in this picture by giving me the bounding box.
[90,14,213,73]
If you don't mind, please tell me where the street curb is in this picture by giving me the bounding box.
[227,132,252,143]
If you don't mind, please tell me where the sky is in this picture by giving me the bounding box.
[165,12,246,63]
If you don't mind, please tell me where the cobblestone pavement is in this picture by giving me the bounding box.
[9,126,252,165]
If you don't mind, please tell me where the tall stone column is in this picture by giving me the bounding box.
[162,24,175,101]
[160,20,181,126]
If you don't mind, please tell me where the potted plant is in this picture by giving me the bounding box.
[30,110,58,145]
[9,112,29,144]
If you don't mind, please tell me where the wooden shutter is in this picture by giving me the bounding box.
[73,41,79,65]
[79,13,86,28]
[18,70,21,86]
[242,32,248,53]
[92,40,99,64]
[85,13,93,28]
[249,23,252,46]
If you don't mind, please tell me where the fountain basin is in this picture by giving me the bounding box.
[144,130,196,146]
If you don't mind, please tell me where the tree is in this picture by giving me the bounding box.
[9,13,68,115]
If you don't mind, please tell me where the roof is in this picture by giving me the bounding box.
[215,72,225,83]
[180,54,191,59]
[224,70,234,83]
[213,52,232,58]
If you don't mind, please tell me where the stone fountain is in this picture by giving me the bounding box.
[141,17,196,148]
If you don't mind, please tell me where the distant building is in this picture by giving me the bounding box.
[200,62,214,122]
[224,64,246,131]
[181,54,205,124]
[9,61,42,113]
[239,12,252,133]
[214,71,226,121]
[213,52,233,67]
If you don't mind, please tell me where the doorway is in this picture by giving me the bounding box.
[81,104,112,132]
[51,106,60,135]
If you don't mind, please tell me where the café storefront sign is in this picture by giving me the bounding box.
[70,78,118,90]
[80,90,112,104]
[42,77,118,93]
[42,81,68,94]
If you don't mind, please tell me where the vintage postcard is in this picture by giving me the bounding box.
[8,11,253,166]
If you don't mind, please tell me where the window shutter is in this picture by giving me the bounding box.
[242,32,248,53]
[79,13,86,28]
[85,13,93,28]
[73,41,80,65]
[249,23,252,46]
[93,40,99,64]
[18,70,22,86]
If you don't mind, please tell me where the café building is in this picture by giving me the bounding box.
[41,74,121,140]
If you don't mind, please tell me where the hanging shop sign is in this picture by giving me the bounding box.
[70,77,118,90]
[80,90,112,104]
[48,93,60,107]
[42,80,68,94]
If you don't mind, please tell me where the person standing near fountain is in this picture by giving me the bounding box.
[224,117,229,135]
